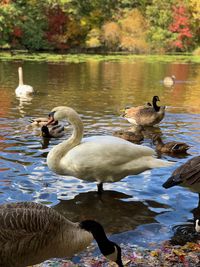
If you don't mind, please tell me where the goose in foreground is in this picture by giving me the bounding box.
[46,106,173,193]
[41,124,65,138]
[153,135,190,154]
[163,156,200,192]
[15,67,34,97]
[123,96,165,127]
[163,75,176,87]
[0,202,123,267]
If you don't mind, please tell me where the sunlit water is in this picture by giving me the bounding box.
[0,59,200,260]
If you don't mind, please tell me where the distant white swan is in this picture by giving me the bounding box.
[46,106,173,193]
[15,67,34,97]
[163,75,176,87]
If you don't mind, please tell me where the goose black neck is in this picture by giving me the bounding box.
[152,97,160,112]
[80,220,114,256]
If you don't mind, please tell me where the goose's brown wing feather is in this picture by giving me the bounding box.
[173,156,200,184]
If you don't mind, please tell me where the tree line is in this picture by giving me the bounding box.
[0,0,199,54]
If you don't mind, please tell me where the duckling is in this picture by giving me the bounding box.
[41,124,65,138]
[123,96,165,127]
[163,75,176,87]
[153,135,190,154]
[15,67,34,97]
[162,156,200,192]
[0,202,123,267]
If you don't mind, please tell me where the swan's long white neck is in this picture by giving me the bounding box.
[18,67,24,86]
[47,107,84,174]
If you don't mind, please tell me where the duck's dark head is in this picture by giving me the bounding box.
[80,220,124,267]
[41,125,51,138]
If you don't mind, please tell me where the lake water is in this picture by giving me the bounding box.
[0,58,200,259]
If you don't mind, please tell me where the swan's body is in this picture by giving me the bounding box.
[123,96,165,126]
[15,67,34,97]
[46,106,172,193]
[153,135,190,154]
[163,75,176,87]
[163,156,200,192]
[0,202,123,267]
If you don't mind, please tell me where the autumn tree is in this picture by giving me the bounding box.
[119,9,149,53]
[168,4,193,51]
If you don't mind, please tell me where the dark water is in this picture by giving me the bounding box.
[0,59,200,252]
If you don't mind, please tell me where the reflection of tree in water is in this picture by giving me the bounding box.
[54,190,168,234]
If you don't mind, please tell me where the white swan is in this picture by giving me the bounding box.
[46,106,173,193]
[15,67,34,97]
[163,75,176,87]
[0,202,123,267]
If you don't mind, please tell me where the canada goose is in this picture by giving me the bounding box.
[15,67,34,97]
[0,202,123,267]
[41,124,65,138]
[153,135,190,154]
[46,106,173,194]
[123,96,165,127]
[113,126,144,143]
[163,75,176,87]
[162,156,200,192]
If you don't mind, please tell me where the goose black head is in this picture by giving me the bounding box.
[80,220,124,266]
[41,125,51,138]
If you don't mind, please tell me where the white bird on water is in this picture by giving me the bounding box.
[46,106,173,193]
[15,66,34,97]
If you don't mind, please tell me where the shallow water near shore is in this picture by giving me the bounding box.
[0,58,200,265]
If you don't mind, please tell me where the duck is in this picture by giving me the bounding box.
[162,156,200,192]
[152,134,190,154]
[0,202,123,267]
[46,106,173,194]
[123,96,165,127]
[15,67,34,97]
[113,126,144,143]
[29,117,51,127]
[163,75,176,87]
[41,124,65,138]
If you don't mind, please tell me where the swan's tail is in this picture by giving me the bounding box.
[149,157,174,168]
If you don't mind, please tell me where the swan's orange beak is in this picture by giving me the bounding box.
[46,111,56,125]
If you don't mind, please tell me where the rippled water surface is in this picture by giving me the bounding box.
[0,59,200,249]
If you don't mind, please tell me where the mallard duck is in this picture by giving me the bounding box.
[163,75,176,87]
[123,96,165,127]
[15,67,34,97]
[153,135,190,154]
[46,106,173,194]
[0,202,123,267]
[41,124,65,138]
[163,156,200,192]
[29,117,51,127]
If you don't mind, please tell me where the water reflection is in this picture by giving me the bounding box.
[54,190,165,234]
[0,60,200,248]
